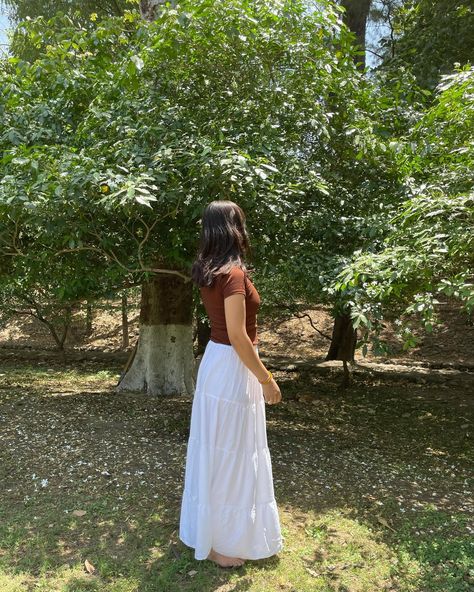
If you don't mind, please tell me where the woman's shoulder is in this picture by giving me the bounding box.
[201,266,245,291]
[216,265,248,297]
[217,265,246,279]
[229,265,246,277]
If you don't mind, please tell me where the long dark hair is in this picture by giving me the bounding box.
[191,200,254,288]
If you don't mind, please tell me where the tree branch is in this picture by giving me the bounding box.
[280,303,332,341]
[293,311,332,341]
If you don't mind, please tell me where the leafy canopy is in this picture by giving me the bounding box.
[1,0,382,302]
[333,65,474,353]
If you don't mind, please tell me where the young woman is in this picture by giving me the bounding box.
[179,200,284,568]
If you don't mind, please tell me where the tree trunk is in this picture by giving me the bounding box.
[325,312,357,362]
[121,291,129,349]
[116,273,195,396]
[86,301,93,336]
[340,0,372,70]
[58,305,72,350]
[196,316,211,357]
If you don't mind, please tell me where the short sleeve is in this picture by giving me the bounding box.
[220,267,246,298]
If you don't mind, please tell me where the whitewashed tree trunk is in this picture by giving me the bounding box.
[116,274,195,396]
[124,3,193,397]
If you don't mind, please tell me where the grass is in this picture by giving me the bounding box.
[0,357,472,591]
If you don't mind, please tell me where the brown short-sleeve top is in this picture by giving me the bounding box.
[200,266,261,345]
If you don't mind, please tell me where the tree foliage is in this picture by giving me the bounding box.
[379,0,474,89]
[333,65,474,353]
[0,0,130,59]
[2,0,471,358]
[1,0,398,325]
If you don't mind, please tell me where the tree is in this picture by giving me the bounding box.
[0,0,129,58]
[379,0,474,89]
[0,249,111,350]
[2,1,386,393]
[0,0,127,22]
[366,0,402,64]
[340,0,373,69]
[332,65,474,354]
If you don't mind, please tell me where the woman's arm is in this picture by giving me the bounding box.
[223,293,270,382]
[224,293,282,405]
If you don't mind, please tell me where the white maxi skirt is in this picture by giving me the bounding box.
[179,339,284,560]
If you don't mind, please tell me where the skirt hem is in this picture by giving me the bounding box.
[179,534,284,561]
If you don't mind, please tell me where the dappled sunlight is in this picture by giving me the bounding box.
[0,359,471,590]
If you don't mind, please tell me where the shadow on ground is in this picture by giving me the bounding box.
[0,358,472,591]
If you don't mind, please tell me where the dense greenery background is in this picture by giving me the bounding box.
[0,0,473,355]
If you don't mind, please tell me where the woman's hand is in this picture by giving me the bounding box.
[262,378,282,405]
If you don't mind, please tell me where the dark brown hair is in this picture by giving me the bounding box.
[191,200,254,287]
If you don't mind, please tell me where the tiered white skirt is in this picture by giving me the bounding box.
[179,339,283,560]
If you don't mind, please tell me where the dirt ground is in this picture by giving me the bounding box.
[0,344,472,590]
[0,297,473,590]
[1,295,473,372]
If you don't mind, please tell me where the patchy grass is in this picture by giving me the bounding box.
[0,358,472,591]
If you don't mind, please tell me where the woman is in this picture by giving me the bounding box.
[179,200,284,568]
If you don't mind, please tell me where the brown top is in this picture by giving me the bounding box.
[200,266,261,345]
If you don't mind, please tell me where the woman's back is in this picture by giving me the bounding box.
[200,266,261,345]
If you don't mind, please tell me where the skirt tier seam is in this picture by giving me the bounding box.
[195,388,264,408]
[182,490,278,510]
[187,435,269,456]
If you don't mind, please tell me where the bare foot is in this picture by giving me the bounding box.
[207,548,245,567]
